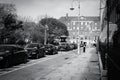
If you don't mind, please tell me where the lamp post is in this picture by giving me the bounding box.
[70,0,81,55]
[44,14,49,45]
[44,24,48,45]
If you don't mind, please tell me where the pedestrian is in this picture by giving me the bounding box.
[83,42,86,53]
[80,41,83,48]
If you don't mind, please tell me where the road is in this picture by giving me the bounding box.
[0,47,100,80]
[0,50,78,80]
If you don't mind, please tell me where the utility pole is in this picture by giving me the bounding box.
[44,14,48,45]
[77,0,81,55]
[44,25,48,45]
[70,0,81,55]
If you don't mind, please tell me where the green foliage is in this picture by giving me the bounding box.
[0,3,23,44]
[30,24,45,44]
[22,22,45,44]
[40,18,69,43]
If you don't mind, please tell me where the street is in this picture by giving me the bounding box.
[0,47,100,80]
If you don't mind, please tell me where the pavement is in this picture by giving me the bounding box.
[40,47,101,80]
[97,50,107,80]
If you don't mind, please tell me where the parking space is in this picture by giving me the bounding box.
[0,51,69,76]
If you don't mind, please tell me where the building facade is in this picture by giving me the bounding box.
[59,15,100,43]
[99,0,120,80]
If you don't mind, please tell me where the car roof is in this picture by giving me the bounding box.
[29,43,41,44]
[0,44,18,47]
[0,44,22,48]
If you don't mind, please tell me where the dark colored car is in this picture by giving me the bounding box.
[72,43,77,49]
[69,43,77,50]
[44,44,58,55]
[0,45,28,68]
[24,43,45,59]
[58,43,71,51]
[91,40,97,47]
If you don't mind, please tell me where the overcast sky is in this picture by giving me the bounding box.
[0,0,100,21]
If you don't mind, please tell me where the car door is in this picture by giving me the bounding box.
[12,46,20,64]
[16,47,28,63]
[2,46,14,68]
[38,44,44,57]
[13,46,25,64]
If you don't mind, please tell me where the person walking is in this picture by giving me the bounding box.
[83,42,86,53]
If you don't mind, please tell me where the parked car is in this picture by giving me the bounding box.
[91,40,97,47]
[44,44,58,55]
[0,44,28,68]
[72,43,77,49]
[69,43,77,50]
[58,43,71,51]
[24,43,45,59]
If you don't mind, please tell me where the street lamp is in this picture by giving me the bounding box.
[70,0,81,55]
[44,14,49,45]
[44,24,48,45]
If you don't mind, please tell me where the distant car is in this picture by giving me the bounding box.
[69,43,77,50]
[91,40,97,47]
[58,43,71,51]
[24,43,45,59]
[44,44,58,55]
[0,45,28,68]
[73,44,77,49]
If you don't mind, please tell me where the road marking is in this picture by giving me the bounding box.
[0,52,68,76]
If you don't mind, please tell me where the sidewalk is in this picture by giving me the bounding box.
[41,47,101,80]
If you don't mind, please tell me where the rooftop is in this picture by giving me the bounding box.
[59,16,100,22]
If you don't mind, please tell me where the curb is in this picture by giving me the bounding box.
[97,52,107,80]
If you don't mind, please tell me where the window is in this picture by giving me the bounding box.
[67,23,70,25]
[89,22,92,24]
[67,27,72,30]
[72,21,75,25]
[95,27,97,30]
[73,27,76,29]
[95,23,97,25]
[81,22,83,25]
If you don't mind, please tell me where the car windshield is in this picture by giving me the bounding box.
[26,44,38,48]
[0,46,13,52]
